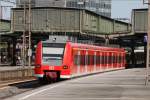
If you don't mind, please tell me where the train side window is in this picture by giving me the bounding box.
[113,55,115,63]
[73,55,77,65]
[85,51,88,66]
[94,52,97,65]
[105,53,108,64]
[96,55,100,65]
[74,55,80,65]
[116,55,118,64]
[115,55,117,63]
[104,55,106,65]
[100,52,102,65]
[102,55,105,64]
[86,55,94,65]
[116,54,118,63]
[87,55,90,65]
[106,54,107,65]
[80,55,85,65]
[108,55,112,64]
[122,53,124,63]
[74,55,77,65]
[91,55,94,65]
[104,53,107,65]
[119,55,121,63]
[117,54,120,63]
[99,55,101,64]
[112,55,114,63]
[117,54,119,63]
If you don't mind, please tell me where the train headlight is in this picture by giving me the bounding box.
[63,65,68,69]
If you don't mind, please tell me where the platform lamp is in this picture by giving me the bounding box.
[143,0,150,85]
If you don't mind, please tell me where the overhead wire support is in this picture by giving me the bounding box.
[28,0,32,67]
[22,3,26,68]
[143,0,150,85]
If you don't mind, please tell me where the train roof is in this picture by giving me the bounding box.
[41,40,125,52]
[69,42,125,52]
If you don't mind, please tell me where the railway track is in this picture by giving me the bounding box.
[0,77,65,100]
[0,78,39,99]
[0,78,36,88]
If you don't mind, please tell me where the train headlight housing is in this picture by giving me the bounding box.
[63,65,68,69]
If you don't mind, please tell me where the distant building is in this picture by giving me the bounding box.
[16,0,111,17]
[0,19,10,33]
[132,9,148,34]
[0,19,11,65]
[66,0,111,17]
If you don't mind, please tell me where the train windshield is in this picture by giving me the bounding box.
[42,43,65,66]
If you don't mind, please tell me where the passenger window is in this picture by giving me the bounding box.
[80,55,85,65]
[74,55,80,65]
[102,55,105,64]
[105,54,108,64]
[108,56,112,64]
[87,55,90,65]
[96,55,100,65]
[87,55,94,65]
[91,55,94,65]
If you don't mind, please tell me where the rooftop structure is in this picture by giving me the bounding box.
[132,8,148,34]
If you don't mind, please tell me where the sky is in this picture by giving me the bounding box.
[111,0,147,20]
[0,0,148,20]
[0,0,15,19]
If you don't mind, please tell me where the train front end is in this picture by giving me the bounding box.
[34,41,70,82]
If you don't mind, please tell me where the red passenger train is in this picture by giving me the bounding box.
[34,40,125,82]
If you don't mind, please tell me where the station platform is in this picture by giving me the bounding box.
[0,66,34,71]
[0,66,34,82]
[5,68,150,100]
[0,66,22,71]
